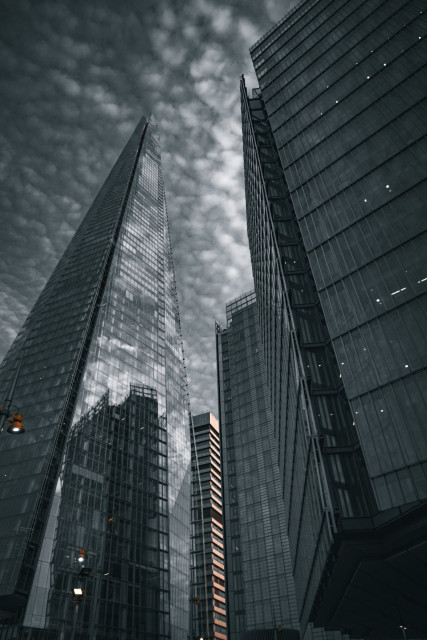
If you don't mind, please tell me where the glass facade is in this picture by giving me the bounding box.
[216,292,300,639]
[241,82,369,631]
[251,0,427,512]
[217,293,345,640]
[190,412,227,640]
[242,0,427,636]
[0,116,191,639]
[42,386,168,639]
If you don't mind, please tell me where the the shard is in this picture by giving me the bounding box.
[0,116,191,639]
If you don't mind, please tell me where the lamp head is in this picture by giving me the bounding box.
[7,414,25,434]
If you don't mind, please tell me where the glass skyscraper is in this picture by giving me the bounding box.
[241,0,427,637]
[216,292,300,639]
[0,116,191,639]
[217,292,345,640]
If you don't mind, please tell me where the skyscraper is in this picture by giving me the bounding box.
[0,116,191,639]
[190,412,227,640]
[241,0,427,636]
[217,292,345,640]
[216,292,300,640]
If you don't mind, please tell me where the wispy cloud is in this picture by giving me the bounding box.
[0,0,298,414]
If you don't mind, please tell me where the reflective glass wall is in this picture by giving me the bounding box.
[0,117,191,639]
[217,292,300,638]
[250,0,427,511]
[217,293,346,640]
[241,81,352,630]
[244,0,427,634]
[44,387,168,639]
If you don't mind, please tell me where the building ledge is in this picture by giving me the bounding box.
[311,501,427,638]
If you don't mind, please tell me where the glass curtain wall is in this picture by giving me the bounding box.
[0,116,191,639]
[217,292,346,640]
[250,0,427,511]
[240,76,379,629]
[217,292,300,638]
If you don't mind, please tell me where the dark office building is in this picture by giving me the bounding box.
[217,292,345,640]
[0,116,191,639]
[241,0,427,637]
[190,412,227,640]
[216,292,300,639]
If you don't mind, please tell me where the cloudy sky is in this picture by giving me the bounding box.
[0,0,297,414]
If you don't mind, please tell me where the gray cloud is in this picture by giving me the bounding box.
[0,0,298,414]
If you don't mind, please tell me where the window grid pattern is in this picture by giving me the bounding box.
[46,388,169,639]
[240,73,390,635]
[0,118,191,639]
[0,118,148,607]
[191,413,227,640]
[241,82,341,633]
[253,0,427,510]
[216,295,300,638]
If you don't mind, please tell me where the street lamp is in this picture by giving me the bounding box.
[0,356,25,434]
[0,403,25,434]
[70,586,84,640]
[400,625,408,640]
[0,407,25,434]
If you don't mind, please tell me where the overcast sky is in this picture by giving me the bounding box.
[0,0,297,414]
